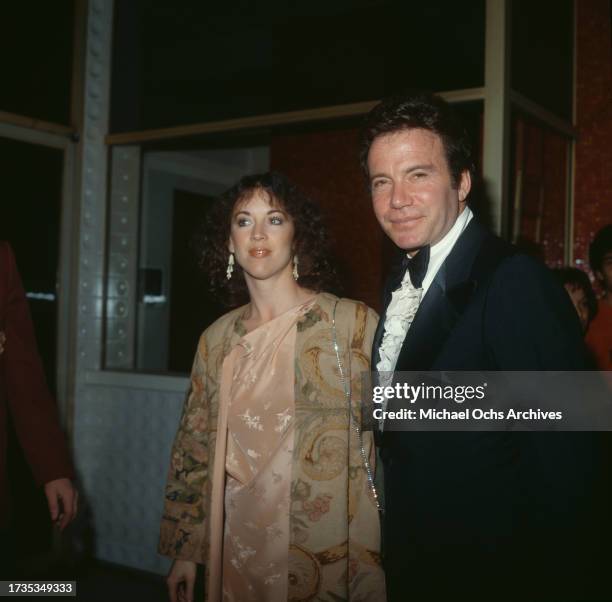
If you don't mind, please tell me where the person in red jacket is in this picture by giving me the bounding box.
[0,241,77,544]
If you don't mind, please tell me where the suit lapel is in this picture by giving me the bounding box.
[394,219,488,371]
[394,268,452,370]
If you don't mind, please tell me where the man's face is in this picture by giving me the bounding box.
[595,251,612,293]
[367,128,471,252]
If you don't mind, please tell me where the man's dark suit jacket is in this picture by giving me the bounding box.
[374,219,609,600]
[0,242,74,528]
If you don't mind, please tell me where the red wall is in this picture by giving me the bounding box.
[573,0,612,275]
[511,115,569,267]
[270,126,386,311]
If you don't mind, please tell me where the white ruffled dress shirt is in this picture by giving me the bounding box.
[376,208,473,421]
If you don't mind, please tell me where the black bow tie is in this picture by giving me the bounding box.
[401,246,430,289]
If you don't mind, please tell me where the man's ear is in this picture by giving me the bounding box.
[458,170,471,204]
[594,269,603,283]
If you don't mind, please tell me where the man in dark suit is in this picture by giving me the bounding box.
[0,241,77,574]
[361,93,603,599]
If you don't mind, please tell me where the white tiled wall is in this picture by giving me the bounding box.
[74,382,185,573]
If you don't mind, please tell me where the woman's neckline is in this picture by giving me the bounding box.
[236,293,319,336]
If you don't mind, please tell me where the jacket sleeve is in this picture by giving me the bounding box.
[159,334,209,563]
[2,243,74,486]
[484,254,600,536]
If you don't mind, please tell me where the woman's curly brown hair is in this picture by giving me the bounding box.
[196,171,338,307]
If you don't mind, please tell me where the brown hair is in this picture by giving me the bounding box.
[196,171,338,306]
[360,91,475,188]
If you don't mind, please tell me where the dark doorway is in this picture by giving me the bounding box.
[168,189,225,373]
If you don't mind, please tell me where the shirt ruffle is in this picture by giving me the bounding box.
[376,273,423,384]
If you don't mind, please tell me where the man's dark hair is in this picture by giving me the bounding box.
[196,171,337,306]
[360,91,475,188]
[589,224,612,274]
[553,267,598,324]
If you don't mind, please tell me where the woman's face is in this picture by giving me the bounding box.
[228,188,295,283]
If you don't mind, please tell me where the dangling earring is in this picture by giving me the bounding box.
[226,252,235,280]
[292,255,299,281]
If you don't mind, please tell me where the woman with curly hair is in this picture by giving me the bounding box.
[159,172,385,602]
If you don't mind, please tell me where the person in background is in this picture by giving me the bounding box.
[0,242,77,575]
[586,224,612,370]
[553,267,597,334]
[159,172,385,602]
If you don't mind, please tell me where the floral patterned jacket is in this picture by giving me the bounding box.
[159,292,385,600]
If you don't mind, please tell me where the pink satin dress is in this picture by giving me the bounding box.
[208,300,314,601]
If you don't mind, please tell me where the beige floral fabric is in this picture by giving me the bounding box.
[159,292,386,601]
